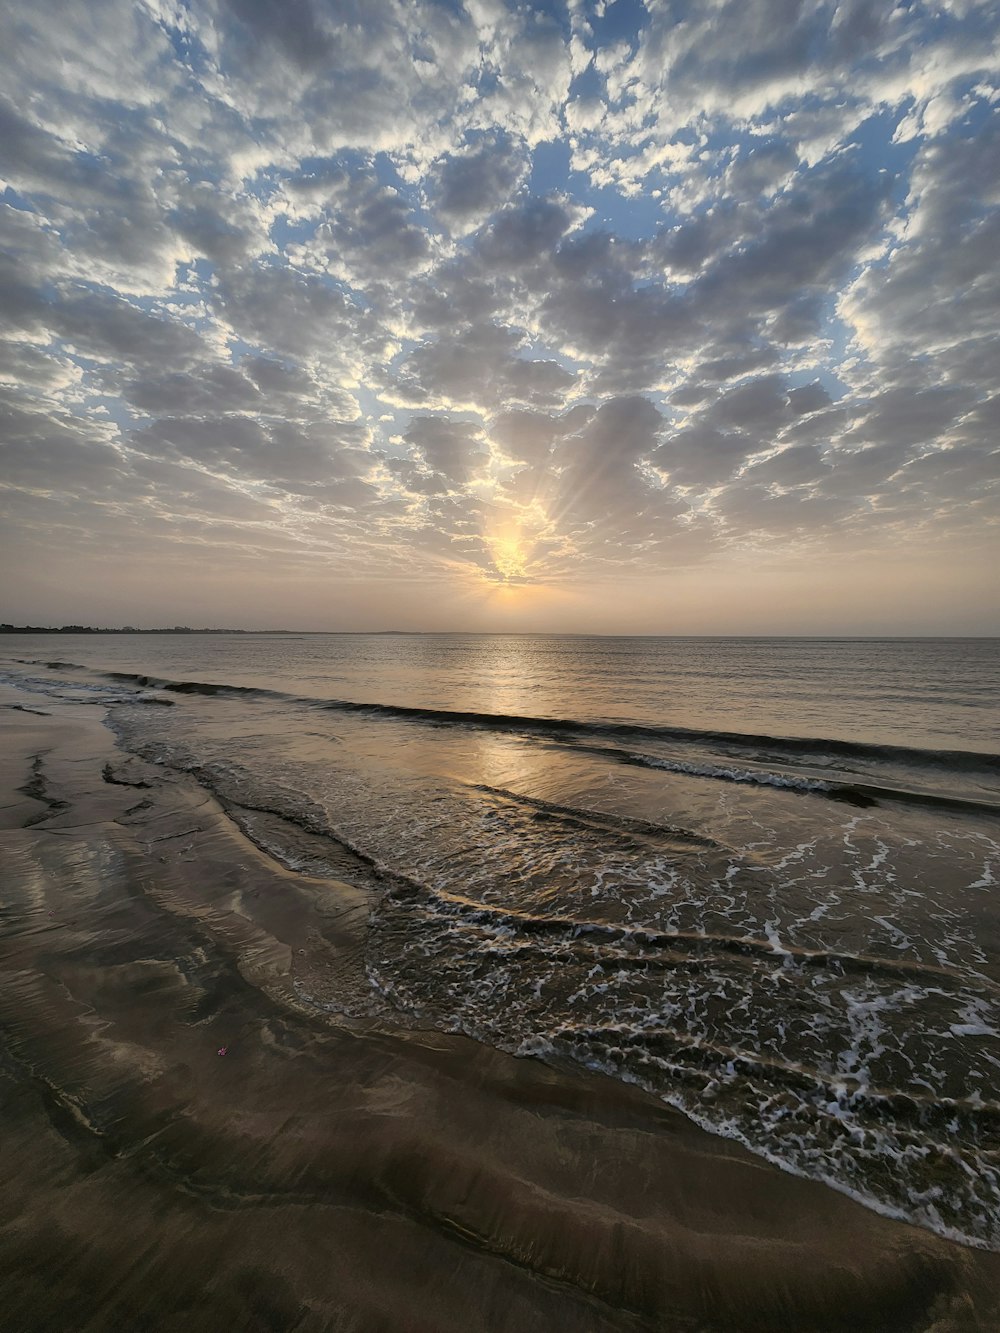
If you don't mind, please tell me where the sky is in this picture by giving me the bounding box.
[1,0,998,634]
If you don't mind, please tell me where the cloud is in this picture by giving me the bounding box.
[214,265,388,375]
[841,114,1000,394]
[285,166,431,286]
[693,161,893,319]
[786,383,831,415]
[390,320,575,413]
[123,365,263,416]
[434,131,527,230]
[477,196,586,268]
[0,391,124,495]
[219,0,337,73]
[403,416,488,485]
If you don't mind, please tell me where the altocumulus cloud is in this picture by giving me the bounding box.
[0,0,997,624]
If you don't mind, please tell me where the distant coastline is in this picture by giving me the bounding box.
[0,624,295,635]
[0,624,427,635]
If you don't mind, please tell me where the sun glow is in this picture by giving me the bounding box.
[490,535,530,582]
[478,497,556,589]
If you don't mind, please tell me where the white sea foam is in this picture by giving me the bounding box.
[639,754,834,792]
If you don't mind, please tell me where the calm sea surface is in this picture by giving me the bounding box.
[4,634,999,1248]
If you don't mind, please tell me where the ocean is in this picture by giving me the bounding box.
[3,633,999,1249]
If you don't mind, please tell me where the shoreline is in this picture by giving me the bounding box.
[2,685,999,1330]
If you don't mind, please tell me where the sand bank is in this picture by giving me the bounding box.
[1,685,998,1332]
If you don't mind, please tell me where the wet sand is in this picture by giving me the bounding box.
[2,686,999,1332]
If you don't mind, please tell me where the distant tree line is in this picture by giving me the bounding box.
[0,624,292,634]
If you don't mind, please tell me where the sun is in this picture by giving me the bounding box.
[490,535,529,583]
[481,501,552,585]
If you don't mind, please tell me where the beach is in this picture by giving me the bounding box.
[2,0,996,1320]
[3,683,1000,1331]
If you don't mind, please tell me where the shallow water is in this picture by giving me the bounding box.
[3,633,999,1248]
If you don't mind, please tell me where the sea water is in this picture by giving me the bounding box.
[3,633,999,1248]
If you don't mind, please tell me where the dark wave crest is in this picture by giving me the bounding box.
[312,699,1000,778]
[37,660,1000,797]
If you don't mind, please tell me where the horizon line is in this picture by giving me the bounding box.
[2,625,998,640]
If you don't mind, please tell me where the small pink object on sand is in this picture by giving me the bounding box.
[217,1046,228,1056]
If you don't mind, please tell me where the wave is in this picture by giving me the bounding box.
[14,659,86,671]
[103,671,285,701]
[591,749,1000,816]
[469,783,718,846]
[315,698,1000,777]
[545,1024,1000,1138]
[389,882,984,990]
[36,659,1000,793]
[582,746,875,804]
